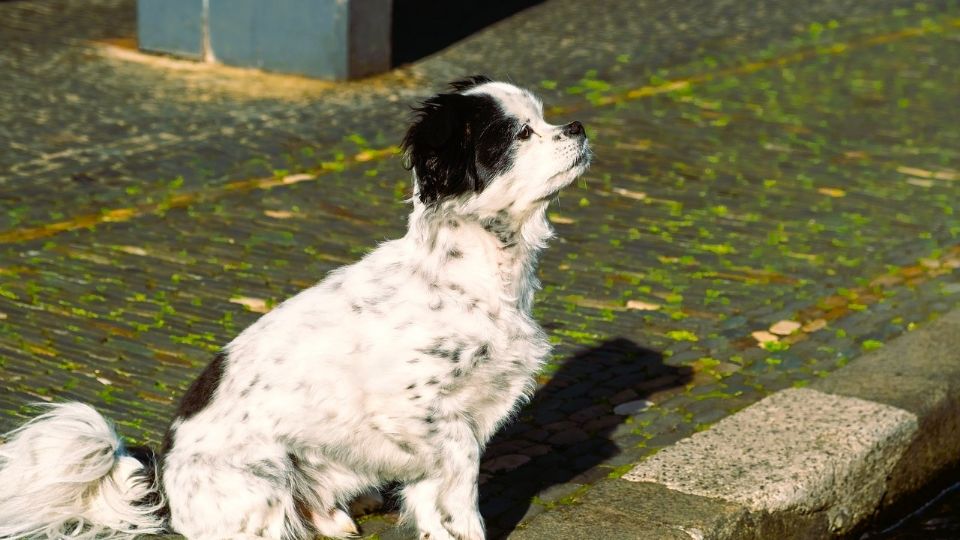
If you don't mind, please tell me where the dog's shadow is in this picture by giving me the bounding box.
[478,338,691,538]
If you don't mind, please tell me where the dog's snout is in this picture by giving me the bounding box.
[563,121,585,138]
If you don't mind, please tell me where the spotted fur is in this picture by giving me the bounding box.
[0,77,590,540]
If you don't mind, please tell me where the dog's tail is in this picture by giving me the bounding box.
[0,402,166,539]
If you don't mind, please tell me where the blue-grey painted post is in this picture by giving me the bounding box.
[136,0,391,79]
[137,0,205,60]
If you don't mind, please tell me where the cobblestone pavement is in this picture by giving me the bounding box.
[1,0,959,538]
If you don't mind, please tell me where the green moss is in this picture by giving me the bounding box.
[666,330,698,342]
[606,463,636,479]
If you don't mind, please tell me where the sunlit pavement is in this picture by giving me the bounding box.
[0,0,957,538]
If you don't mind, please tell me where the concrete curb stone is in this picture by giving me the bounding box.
[625,388,918,534]
[511,309,960,539]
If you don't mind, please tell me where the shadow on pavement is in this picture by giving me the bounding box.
[391,0,545,66]
[479,338,692,538]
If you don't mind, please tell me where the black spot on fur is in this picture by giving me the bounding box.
[418,340,467,365]
[472,344,491,366]
[397,441,416,454]
[449,283,465,294]
[427,377,440,386]
[402,79,518,204]
[406,383,417,390]
[447,247,463,259]
[174,351,228,420]
[248,457,292,488]
[240,374,259,398]
[481,212,518,247]
[447,219,460,228]
[421,343,450,360]
[430,298,444,311]
[351,303,363,313]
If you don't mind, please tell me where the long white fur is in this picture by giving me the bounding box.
[0,80,589,540]
[0,403,165,539]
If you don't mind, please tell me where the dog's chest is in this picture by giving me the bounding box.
[421,271,548,420]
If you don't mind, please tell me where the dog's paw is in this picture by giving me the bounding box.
[349,488,384,516]
[311,507,359,538]
[443,512,485,540]
[418,529,456,540]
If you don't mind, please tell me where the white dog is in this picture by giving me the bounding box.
[0,76,590,540]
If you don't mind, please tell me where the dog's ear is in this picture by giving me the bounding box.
[402,93,483,205]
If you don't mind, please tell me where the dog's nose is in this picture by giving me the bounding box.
[564,121,585,137]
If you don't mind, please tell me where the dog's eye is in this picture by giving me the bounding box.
[517,125,533,140]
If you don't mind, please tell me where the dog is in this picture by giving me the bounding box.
[0,76,590,540]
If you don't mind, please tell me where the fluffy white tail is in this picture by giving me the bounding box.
[0,403,166,539]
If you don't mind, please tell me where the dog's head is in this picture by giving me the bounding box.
[402,76,590,216]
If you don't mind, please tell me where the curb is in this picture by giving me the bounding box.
[509,308,960,539]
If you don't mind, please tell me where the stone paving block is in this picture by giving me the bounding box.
[509,480,745,540]
[625,388,918,534]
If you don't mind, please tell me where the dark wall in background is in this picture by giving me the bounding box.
[391,0,545,66]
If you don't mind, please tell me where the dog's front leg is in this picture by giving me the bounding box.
[435,430,484,540]
[402,477,454,540]
[402,421,484,540]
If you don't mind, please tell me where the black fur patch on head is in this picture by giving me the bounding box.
[402,77,518,204]
[174,351,227,420]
